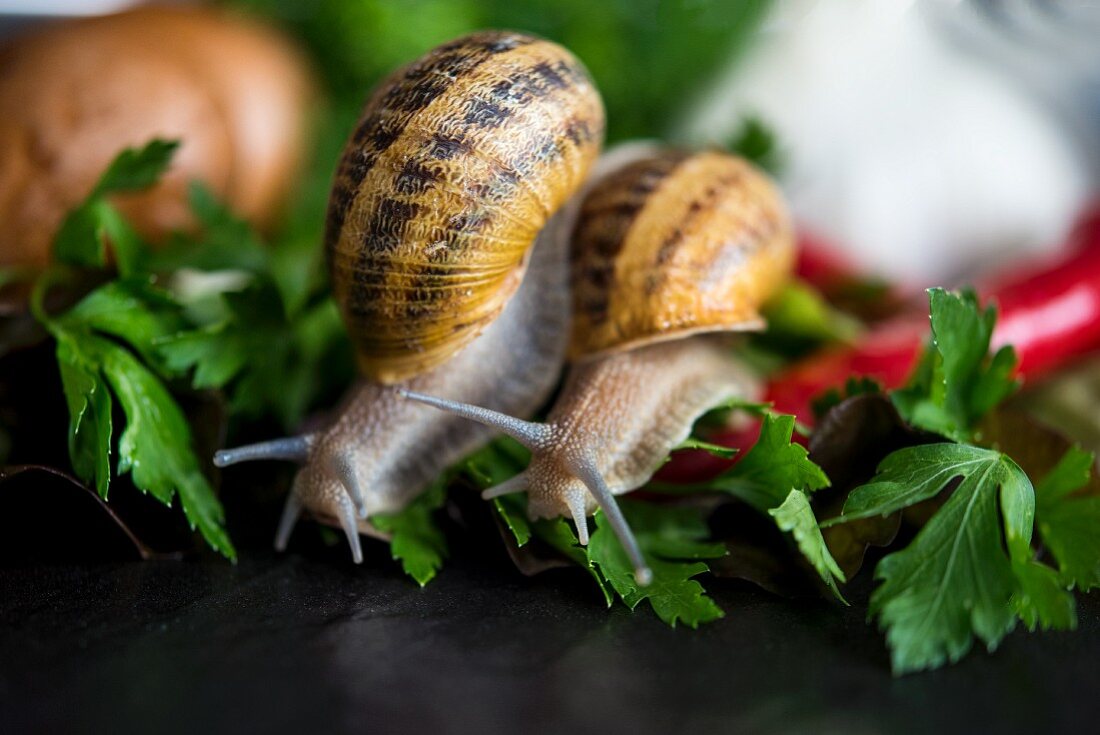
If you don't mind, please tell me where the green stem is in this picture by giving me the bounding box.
[28,267,73,328]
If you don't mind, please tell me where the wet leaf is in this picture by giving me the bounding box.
[892,288,1019,442]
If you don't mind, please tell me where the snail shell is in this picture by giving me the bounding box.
[326,31,604,384]
[570,149,793,360]
[404,148,793,582]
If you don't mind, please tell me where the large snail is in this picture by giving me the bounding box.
[403,149,794,583]
[214,31,605,561]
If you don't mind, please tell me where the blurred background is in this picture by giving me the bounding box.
[3,0,1098,285]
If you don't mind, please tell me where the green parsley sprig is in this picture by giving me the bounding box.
[31,139,352,558]
[827,288,1099,673]
[34,141,234,558]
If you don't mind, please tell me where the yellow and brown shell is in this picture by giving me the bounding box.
[569,149,794,360]
[326,31,604,384]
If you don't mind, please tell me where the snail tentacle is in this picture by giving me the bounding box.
[213,434,317,467]
[328,452,369,519]
[398,390,553,449]
[480,471,529,500]
[564,489,591,546]
[334,493,364,564]
[569,453,649,585]
[274,490,303,552]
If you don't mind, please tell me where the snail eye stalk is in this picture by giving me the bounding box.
[213,435,316,467]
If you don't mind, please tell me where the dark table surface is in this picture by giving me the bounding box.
[3,533,1099,735]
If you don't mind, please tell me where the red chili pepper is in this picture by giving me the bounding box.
[660,206,1100,482]
[794,231,861,288]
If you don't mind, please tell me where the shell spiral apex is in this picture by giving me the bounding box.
[569,149,794,360]
[325,30,605,384]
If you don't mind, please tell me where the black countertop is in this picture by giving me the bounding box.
[3,538,1098,735]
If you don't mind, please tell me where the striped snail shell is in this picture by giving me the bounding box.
[215,31,604,564]
[327,30,604,384]
[404,148,794,584]
[570,149,794,360]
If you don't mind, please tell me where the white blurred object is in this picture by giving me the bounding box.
[680,0,1095,286]
[0,1,140,15]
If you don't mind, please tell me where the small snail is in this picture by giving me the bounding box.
[214,31,605,561]
[403,149,794,583]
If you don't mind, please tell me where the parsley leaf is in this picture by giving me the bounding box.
[94,139,180,194]
[673,437,738,459]
[537,516,613,606]
[54,332,113,498]
[158,321,249,390]
[54,140,179,274]
[828,443,1000,522]
[154,189,352,429]
[1034,446,1100,590]
[469,439,718,616]
[466,438,613,600]
[370,437,530,586]
[892,288,1019,441]
[832,443,1077,673]
[33,141,242,559]
[45,304,234,559]
[769,489,847,601]
[823,287,1096,672]
[688,395,772,434]
[371,481,448,587]
[690,414,845,597]
[493,495,533,548]
[1012,558,1078,631]
[588,501,725,628]
[159,285,279,391]
[98,338,234,558]
[870,459,1019,673]
[139,183,270,275]
[707,414,830,508]
[64,280,183,369]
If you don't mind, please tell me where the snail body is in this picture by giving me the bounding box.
[404,150,794,581]
[215,31,604,560]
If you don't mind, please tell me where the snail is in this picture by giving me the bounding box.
[402,149,794,583]
[213,31,605,562]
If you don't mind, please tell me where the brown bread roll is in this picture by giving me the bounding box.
[0,4,314,268]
